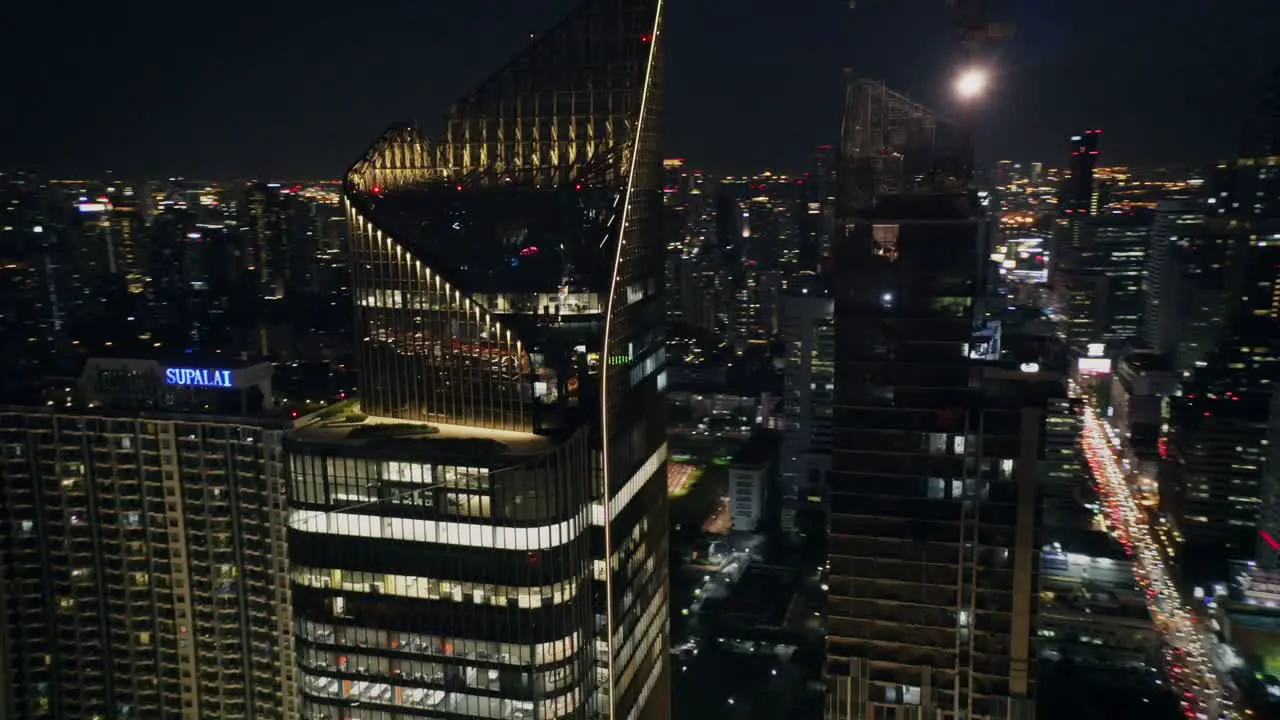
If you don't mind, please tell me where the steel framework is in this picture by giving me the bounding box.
[839,75,943,208]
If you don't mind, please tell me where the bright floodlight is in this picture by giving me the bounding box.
[954,67,989,100]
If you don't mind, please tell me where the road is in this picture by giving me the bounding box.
[1078,390,1238,720]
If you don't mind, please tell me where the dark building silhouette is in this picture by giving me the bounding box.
[1241,63,1280,159]
[1165,69,1280,576]
[825,82,1042,720]
[824,192,1041,720]
[1061,130,1101,217]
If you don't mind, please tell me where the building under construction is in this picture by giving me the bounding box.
[824,78,1043,720]
[838,75,967,213]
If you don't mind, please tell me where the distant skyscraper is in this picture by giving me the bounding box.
[1077,212,1152,345]
[1062,130,1101,216]
[1141,200,1236,371]
[1051,131,1155,350]
[288,2,669,720]
[811,145,838,263]
[995,160,1014,188]
[103,188,147,294]
[0,357,294,720]
[778,286,834,538]
[0,172,75,391]
[240,183,290,298]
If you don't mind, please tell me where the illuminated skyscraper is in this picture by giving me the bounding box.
[288,2,669,719]
[0,358,295,720]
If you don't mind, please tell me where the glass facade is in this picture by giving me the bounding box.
[287,433,596,720]
[824,194,1039,720]
[296,1,670,719]
[0,408,295,720]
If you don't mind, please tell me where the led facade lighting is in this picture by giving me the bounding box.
[289,2,671,719]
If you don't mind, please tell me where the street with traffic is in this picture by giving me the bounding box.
[1078,389,1237,720]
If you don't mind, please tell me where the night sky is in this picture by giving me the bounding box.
[2,0,1277,178]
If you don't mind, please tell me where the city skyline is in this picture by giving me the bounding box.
[3,0,1279,178]
[9,1,1280,718]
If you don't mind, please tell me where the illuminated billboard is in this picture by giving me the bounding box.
[164,368,233,388]
[1077,357,1112,375]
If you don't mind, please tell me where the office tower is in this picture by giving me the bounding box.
[1141,201,1237,372]
[811,145,838,263]
[1061,130,1100,217]
[1108,352,1179,465]
[825,191,1040,720]
[0,172,72,392]
[1140,199,1203,355]
[0,357,294,719]
[735,186,790,339]
[728,431,779,533]
[1164,129,1280,573]
[827,79,1039,718]
[1166,391,1270,564]
[678,179,720,335]
[1087,212,1151,343]
[779,285,835,539]
[662,159,718,332]
[1165,223,1280,566]
[1053,210,1151,351]
[663,159,690,327]
[108,189,148,294]
[1039,396,1088,533]
[288,2,669,720]
[241,182,291,298]
[1049,130,1101,334]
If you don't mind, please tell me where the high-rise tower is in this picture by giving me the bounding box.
[825,79,1040,720]
[1061,130,1100,217]
[288,2,669,719]
[0,357,295,720]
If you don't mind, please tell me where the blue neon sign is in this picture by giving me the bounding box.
[164,368,233,388]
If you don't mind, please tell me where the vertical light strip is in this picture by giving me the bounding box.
[599,3,663,716]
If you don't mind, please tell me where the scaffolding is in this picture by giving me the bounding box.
[840,74,939,207]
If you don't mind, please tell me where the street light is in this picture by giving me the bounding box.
[954,67,990,100]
